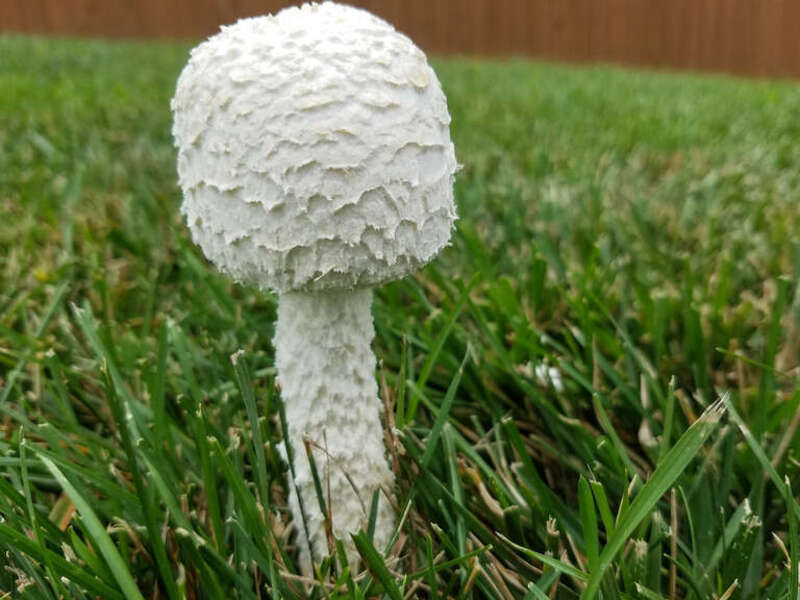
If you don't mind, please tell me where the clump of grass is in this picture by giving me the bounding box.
[1,35,799,598]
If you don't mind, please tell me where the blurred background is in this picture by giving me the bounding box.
[3,0,800,79]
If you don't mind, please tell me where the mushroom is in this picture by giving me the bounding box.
[171,2,457,571]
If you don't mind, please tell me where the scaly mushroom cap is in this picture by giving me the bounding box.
[171,2,457,293]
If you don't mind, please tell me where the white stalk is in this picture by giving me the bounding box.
[274,288,395,571]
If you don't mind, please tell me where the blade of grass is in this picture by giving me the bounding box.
[592,392,638,477]
[724,396,800,522]
[231,350,271,514]
[36,451,146,600]
[583,396,725,599]
[421,347,469,466]
[579,475,600,573]
[405,273,477,424]
[786,477,799,600]
[589,479,615,539]
[351,530,403,600]
[207,437,271,557]
[277,392,316,567]
[150,320,170,451]
[20,437,67,599]
[658,376,677,461]
[496,532,587,582]
[231,350,280,594]
[0,523,124,600]
[102,363,179,600]
[524,582,551,600]
[0,281,67,404]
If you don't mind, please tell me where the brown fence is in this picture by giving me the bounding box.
[3,0,800,79]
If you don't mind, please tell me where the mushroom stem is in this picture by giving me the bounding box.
[274,288,395,571]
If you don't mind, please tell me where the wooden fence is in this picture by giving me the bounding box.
[3,0,800,79]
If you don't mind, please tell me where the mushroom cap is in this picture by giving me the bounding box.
[171,2,457,293]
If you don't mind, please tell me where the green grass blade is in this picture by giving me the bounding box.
[579,475,600,573]
[583,397,725,599]
[725,395,800,522]
[230,350,279,593]
[102,363,180,600]
[787,477,799,600]
[405,273,477,424]
[524,583,551,600]
[276,391,315,566]
[35,452,146,600]
[207,437,269,554]
[231,350,271,514]
[0,281,67,405]
[421,347,469,466]
[589,479,615,539]
[0,523,124,600]
[351,530,403,600]
[497,532,587,582]
[658,376,677,462]
[20,438,66,599]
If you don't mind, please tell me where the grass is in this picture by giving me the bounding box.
[1,34,800,599]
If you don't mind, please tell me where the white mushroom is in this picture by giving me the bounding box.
[171,2,457,571]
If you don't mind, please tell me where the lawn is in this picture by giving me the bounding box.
[1,35,800,599]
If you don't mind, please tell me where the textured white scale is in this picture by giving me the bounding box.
[171,1,457,572]
[172,1,457,293]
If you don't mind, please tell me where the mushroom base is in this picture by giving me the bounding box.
[274,288,396,573]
